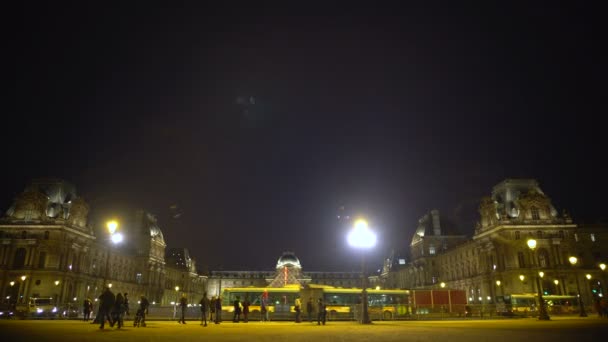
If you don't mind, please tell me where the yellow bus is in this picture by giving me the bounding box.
[504,294,579,315]
[310,285,410,320]
[220,286,301,318]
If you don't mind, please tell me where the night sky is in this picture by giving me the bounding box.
[4,3,605,273]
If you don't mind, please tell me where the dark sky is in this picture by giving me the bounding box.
[4,3,605,273]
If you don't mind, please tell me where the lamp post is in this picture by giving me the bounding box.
[600,263,607,297]
[347,219,376,324]
[19,275,27,304]
[174,286,180,320]
[103,220,123,287]
[568,256,587,317]
[527,239,550,320]
[553,279,560,295]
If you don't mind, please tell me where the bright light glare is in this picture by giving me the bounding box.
[527,239,537,250]
[569,256,578,265]
[600,263,606,271]
[107,220,118,234]
[348,220,376,249]
[111,233,123,244]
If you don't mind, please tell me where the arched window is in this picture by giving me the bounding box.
[537,230,543,238]
[44,231,50,240]
[21,231,27,239]
[13,248,27,269]
[515,231,520,240]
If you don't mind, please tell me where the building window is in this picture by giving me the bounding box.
[591,234,596,242]
[44,231,50,240]
[538,249,550,268]
[21,231,27,239]
[136,273,142,284]
[518,252,526,268]
[537,231,543,238]
[574,233,579,242]
[38,252,46,269]
[13,248,27,269]
[558,231,564,239]
[531,207,540,220]
[429,246,436,255]
[515,231,520,240]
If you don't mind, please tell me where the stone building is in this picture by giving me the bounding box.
[382,179,608,309]
[0,179,206,310]
[207,251,362,297]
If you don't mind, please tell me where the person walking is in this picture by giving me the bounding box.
[242,297,250,323]
[209,296,216,322]
[233,296,241,322]
[261,297,268,322]
[294,296,302,323]
[306,297,314,323]
[214,295,222,324]
[199,292,210,326]
[98,287,115,329]
[317,298,326,325]
[123,293,130,317]
[112,293,125,329]
[83,298,92,321]
[178,295,188,324]
[137,295,150,327]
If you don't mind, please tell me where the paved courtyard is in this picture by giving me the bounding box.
[1,317,607,342]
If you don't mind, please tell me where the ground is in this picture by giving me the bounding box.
[1,317,607,342]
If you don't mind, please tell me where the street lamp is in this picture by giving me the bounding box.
[568,256,587,317]
[440,282,446,288]
[347,218,376,324]
[104,220,123,287]
[527,239,550,320]
[600,263,607,297]
[553,279,560,295]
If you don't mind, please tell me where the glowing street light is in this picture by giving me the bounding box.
[527,239,550,320]
[440,282,446,288]
[104,220,123,287]
[348,218,376,324]
[107,220,118,234]
[568,256,587,317]
[519,275,525,281]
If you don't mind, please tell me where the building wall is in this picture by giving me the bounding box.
[384,179,608,310]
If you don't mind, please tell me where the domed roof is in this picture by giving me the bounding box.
[276,251,301,269]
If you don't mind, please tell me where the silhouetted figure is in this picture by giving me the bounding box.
[200,292,209,326]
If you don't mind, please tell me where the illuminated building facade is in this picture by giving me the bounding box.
[207,251,362,297]
[0,179,206,309]
[382,179,608,311]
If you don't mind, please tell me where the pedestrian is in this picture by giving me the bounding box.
[112,293,125,328]
[83,298,92,321]
[199,292,209,326]
[233,295,241,322]
[317,298,326,325]
[98,287,115,329]
[123,293,130,317]
[294,296,302,323]
[137,295,150,327]
[306,298,314,323]
[242,297,250,323]
[214,295,222,324]
[209,296,216,322]
[261,297,268,322]
[179,295,187,324]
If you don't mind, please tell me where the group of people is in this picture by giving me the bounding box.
[89,286,150,329]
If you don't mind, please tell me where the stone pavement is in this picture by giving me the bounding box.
[1,317,607,342]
